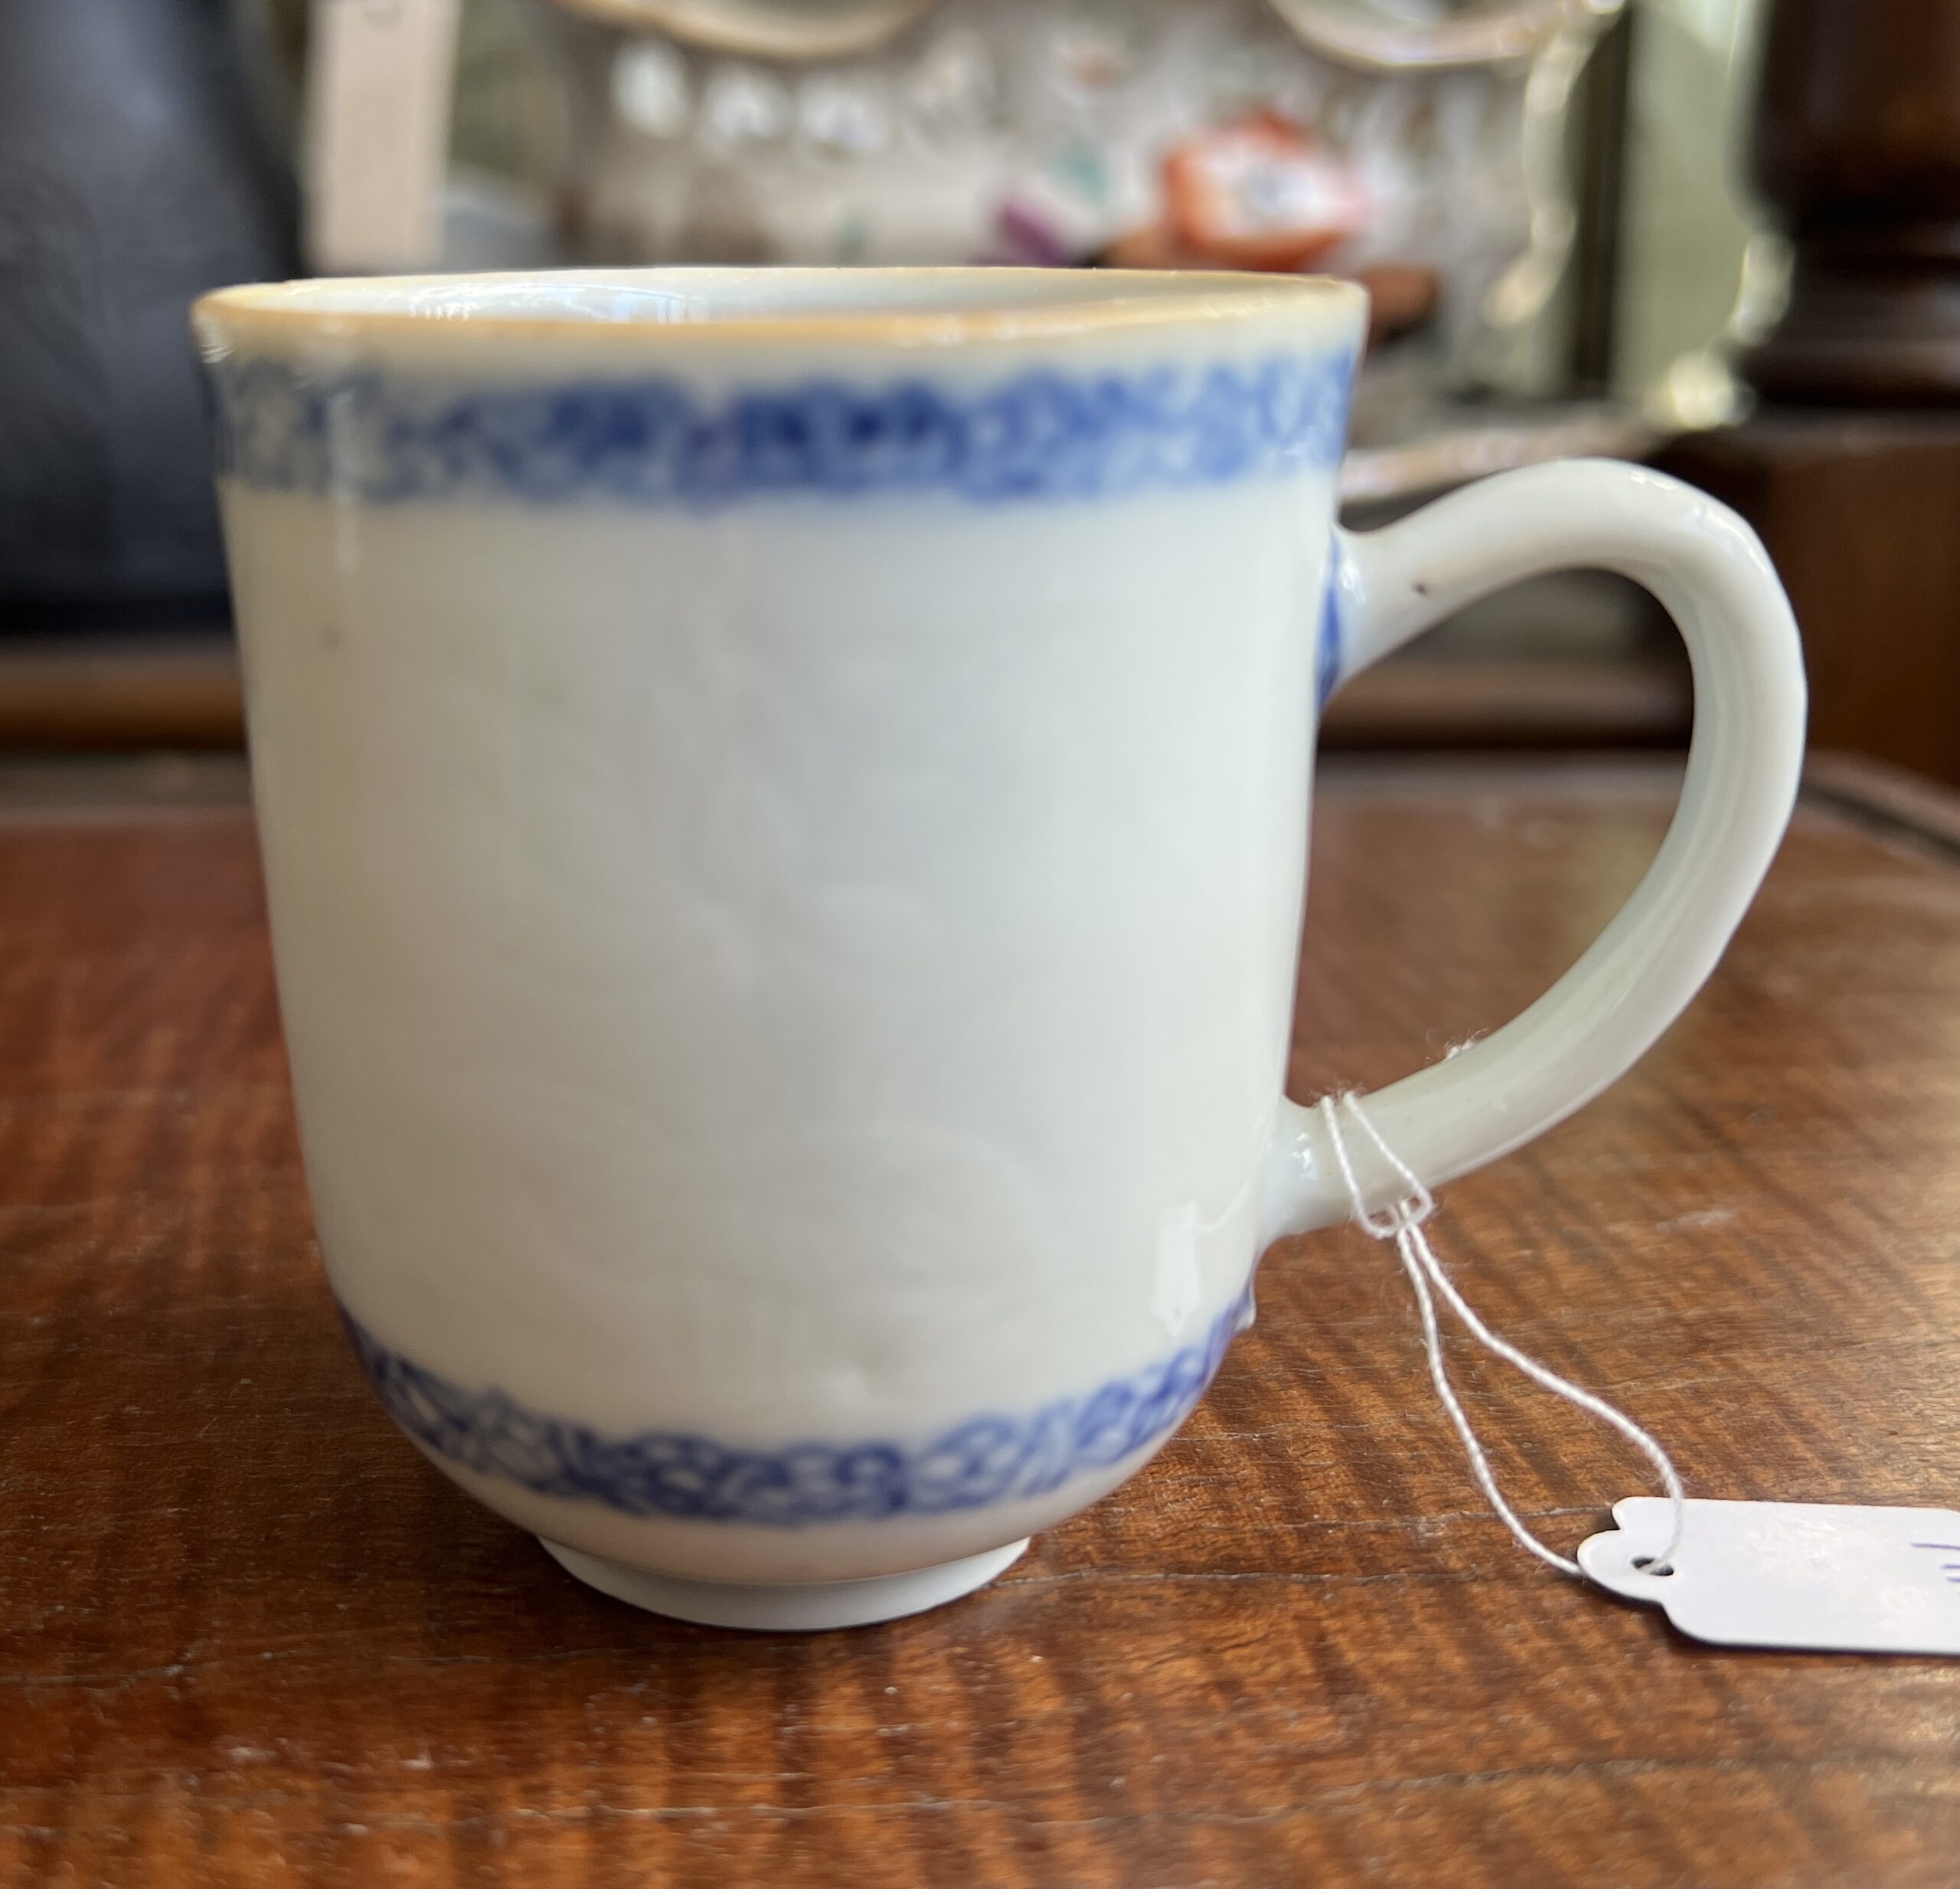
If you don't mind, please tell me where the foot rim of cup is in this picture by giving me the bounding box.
[537,1535,1032,1630]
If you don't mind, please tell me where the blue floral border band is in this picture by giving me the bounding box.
[342,1289,1253,1527]
[211,351,1352,508]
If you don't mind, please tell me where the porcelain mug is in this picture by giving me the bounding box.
[194,269,1805,1630]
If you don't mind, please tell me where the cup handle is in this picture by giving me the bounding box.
[1260,459,1808,1239]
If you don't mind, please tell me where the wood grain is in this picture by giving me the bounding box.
[2,755,1957,1888]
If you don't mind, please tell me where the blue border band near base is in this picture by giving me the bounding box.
[344,1289,1253,1527]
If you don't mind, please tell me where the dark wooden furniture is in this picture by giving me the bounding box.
[1659,414,1960,787]
[1662,0,1960,789]
[0,637,248,750]
[4,753,1958,1887]
[1747,0,1960,405]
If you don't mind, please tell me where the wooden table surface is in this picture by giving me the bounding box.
[4,752,1958,1888]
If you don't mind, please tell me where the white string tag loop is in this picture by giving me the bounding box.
[1316,1091,1687,1581]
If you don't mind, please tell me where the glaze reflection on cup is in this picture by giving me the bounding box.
[194,268,1805,1630]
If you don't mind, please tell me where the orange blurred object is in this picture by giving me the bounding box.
[1100,224,1439,346]
[1161,109,1370,273]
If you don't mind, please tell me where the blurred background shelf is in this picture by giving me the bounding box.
[0,639,247,753]
[1321,651,1690,747]
[6,0,1960,787]
[0,630,1693,755]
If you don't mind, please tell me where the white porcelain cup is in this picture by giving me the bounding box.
[194,269,1805,1631]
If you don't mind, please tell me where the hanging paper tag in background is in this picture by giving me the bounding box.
[305,0,461,274]
[1581,1498,1960,1656]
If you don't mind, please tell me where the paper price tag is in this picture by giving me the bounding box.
[1580,1498,1960,1656]
[305,0,460,273]
[1321,1092,1958,1661]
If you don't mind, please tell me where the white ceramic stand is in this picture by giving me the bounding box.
[539,1536,1031,1630]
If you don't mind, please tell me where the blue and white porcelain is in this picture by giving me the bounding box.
[194,269,1805,1630]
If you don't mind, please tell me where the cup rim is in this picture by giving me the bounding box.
[193,266,1369,350]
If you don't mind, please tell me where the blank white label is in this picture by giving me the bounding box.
[1580,1498,1960,1655]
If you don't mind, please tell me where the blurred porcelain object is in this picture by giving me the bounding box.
[1045,2,1148,98]
[536,0,1624,408]
[194,266,1804,1630]
[550,0,941,61]
[700,59,794,143]
[611,37,694,136]
[799,67,894,154]
[1267,0,1614,70]
[904,26,1004,142]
